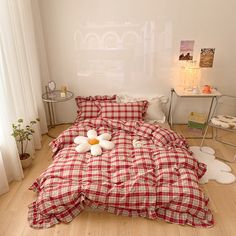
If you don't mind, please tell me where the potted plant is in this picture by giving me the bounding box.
[11,118,39,168]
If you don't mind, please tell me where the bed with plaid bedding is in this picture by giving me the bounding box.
[28,118,213,228]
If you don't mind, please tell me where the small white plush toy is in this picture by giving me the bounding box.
[132,139,144,148]
[74,130,114,156]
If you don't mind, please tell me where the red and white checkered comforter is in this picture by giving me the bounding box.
[28,118,213,228]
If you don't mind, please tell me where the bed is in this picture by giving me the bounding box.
[28,95,213,229]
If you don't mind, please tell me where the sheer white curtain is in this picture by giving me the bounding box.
[0,0,48,195]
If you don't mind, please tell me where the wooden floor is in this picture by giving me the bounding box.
[1,125,236,236]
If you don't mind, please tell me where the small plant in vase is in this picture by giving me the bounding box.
[11,118,39,168]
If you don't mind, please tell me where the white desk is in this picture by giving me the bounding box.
[167,87,222,137]
[174,87,222,97]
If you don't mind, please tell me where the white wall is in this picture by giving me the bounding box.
[36,0,236,123]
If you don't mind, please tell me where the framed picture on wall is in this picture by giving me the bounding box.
[199,48,215,68]
[179,40,195,61]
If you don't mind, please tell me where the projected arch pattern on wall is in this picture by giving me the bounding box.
[74,21,156,87]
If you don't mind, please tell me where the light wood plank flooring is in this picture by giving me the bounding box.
[0,124,236,236]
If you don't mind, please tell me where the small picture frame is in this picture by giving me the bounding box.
[48,81,56,92]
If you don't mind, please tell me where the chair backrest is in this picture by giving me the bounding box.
[214,95,236,117]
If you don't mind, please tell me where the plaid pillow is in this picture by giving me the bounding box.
[97,101,148,120]
[75,95,116,122]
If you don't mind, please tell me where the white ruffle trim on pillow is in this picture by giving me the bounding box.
[116,94,167,123]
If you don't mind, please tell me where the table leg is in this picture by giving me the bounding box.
[168,88,174,128]
[47,102,52,127]
[45,101,55,136]
[50,102,56,127]
[46,102,57,139]
[206,97,215,123]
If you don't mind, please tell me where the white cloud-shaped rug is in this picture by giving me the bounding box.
[190,146,236,184]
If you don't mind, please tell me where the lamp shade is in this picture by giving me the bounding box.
[181,61,201,91]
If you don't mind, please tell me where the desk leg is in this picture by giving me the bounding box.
[200,97,216,145]
[206,97,215,123]
[168,88,174,128]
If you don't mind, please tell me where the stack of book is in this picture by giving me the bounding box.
[188,112,207,129]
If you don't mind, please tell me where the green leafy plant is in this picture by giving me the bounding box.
[11,118,39,160]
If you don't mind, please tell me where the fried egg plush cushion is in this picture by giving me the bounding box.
[74,130,115,156]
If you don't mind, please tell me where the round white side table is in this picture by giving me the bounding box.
[42,90,74,137]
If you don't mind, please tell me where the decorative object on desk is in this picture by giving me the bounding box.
[181,60,201,91]
[60,92,66,98]
[60,85,67,98]
[47,81,56,99]
[202,85,212,94]
[179,40,194,61]
[192,87,200,94]
[190,146,236,184]
[188,112,206,129]
[61,85,67,93]
[11,118,39,168]
[48,81,56,92]
[199,48,215,68]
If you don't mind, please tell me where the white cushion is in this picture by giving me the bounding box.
[116,94,167,123]
[74,130,115,156]
[211,115,236,129]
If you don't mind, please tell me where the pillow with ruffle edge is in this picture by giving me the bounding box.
[116,94,167,123]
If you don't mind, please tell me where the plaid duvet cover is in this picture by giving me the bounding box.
[28,118,213,229]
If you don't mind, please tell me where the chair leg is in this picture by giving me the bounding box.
[214,153,236,163]
[215,137,236,147]
[212,128,236,163]
[215,128,236,147]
